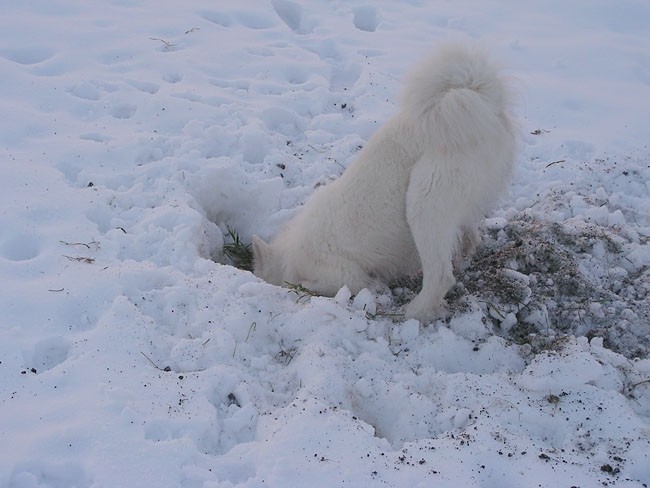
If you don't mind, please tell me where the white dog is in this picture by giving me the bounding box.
[253,43,516,321]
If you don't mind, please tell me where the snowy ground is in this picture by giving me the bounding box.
[1,1,650,487]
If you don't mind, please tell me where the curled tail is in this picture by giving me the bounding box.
[400,43,514,153]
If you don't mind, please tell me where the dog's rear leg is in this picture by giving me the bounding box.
[403,229,456,321]
[404,159,462,321]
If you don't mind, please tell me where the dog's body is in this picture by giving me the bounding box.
[253,44,516,321]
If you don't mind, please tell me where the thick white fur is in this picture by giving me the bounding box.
[252,43,516,321]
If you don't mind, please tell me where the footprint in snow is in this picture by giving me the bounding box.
[28,337,71,373]
[111,103,137,119]
[68,82,102,101]
[126,79,160,95]
[163,71,183,84]
[1,233,42,262]
[197,10,232,27]
[272,0,315,35]
[329,63,362,92]
[353,5,381,32]
[0,46,55,65]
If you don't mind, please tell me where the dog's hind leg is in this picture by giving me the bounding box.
[403,158,464,321]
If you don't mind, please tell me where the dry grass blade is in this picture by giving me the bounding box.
[64,255,95,264]
[223,226,253,271]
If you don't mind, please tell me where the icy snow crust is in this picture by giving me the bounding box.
[1,1,649,487]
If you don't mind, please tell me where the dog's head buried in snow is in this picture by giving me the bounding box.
[253,43,517,322]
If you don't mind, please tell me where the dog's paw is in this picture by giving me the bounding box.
[403,296,446,323]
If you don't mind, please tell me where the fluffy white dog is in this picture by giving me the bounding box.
[253,43,516,321]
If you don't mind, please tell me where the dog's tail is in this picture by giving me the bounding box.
[401,43,514,153]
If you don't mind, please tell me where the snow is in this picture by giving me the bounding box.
[1,1,649,487]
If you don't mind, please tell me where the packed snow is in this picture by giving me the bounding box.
[1,1,649,487]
